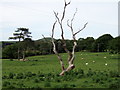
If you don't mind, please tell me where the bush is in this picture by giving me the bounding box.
[54,85,62,88]
[62,75,73,81]
[62,84,69,88]
[54,78,61,82]
[16,73,24,79]
[70,84,76,88]
[76,69,85,78]
[44,82,51,87]
[39,77,45,81]
[3,81,11,87]
[17,81,25,88]
[109,71,119,77]
[45,77,51,82]
[92,75,101,83]
[7,85,16,89]
[2,75,8,79]
[87,68,94,77]
[34,78,40,83]
[9,72,15,79]
[25,72,33,77]
[109,82,119,88]
[2,44,18,59]
[37,71,45,77]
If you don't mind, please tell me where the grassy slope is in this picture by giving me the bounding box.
[2,52,119,88]
[3,52,118,74]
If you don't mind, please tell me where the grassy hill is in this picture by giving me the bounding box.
[2,52,119,88]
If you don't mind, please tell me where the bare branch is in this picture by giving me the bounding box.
[66,8,88,71]
[71,8,77,24]
[67,20,71,28]
[74,22,88,36]
[51,20,65,73]
[52,20,57,38]
[61,0,71,22]
[53,4,71,58]
[67,9,77,35]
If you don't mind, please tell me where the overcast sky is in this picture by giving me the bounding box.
[0,0,119,41]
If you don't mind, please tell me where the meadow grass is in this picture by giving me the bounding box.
[2,52,119,88]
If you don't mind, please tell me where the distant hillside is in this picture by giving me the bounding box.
[1,41,17,48]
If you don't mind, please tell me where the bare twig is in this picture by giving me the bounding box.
[74,22,88,36]
[61,0,71,22]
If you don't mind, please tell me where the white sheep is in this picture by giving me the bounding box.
[85,62,88,65]
[81,58,84,60]
[105,63,108,66]
[104,56,107,59]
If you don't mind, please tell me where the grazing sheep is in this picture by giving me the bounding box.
[85,62,88,65]
[81,58,84,60]
[105,63,108,66]
[104,56,107,59]
[93,61,95,63]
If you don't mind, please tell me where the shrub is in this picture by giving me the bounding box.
[92,75,101,83]
[9,59,13,61]
[2,75,8,79]
[17,81,25,88]
[16,73,24,79]
[34,78,39,83]
[87,68,94,77]
[78,68,84,75]
[62,84,69,88]
[8,72,15,79]
[62,75,73,81]
[37,71,44,77]
[54,85,62,88]
[25,72,33,77]
[109,82,119,88]
[45,77,51,82]
[109,71,119,77]
[70,84,76,88]
[3,81,10,87]
[54,78,61,82]
[44,82,51,87]
[39,77,45,81]
[7,85,16,89]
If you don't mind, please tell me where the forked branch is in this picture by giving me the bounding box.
[51,20,66,75]
[66,9,88,71]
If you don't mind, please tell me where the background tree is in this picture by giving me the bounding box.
[77,37,95,52]
[92,34,113,52]
[9,28,24,60]
[9,28,32,60]
[108,36,120,54]
[20,38,35,57]
[2,44,18,59]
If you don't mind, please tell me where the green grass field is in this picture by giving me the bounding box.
[2,52,119,88]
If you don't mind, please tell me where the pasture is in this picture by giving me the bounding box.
[2,52,119,88]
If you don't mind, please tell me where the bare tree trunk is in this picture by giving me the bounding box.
[22,50,25,61]
[18,38,20,61]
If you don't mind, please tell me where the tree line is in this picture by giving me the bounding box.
[2,33,120,59]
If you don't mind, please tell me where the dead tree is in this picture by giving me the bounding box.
[51,0,88,76]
